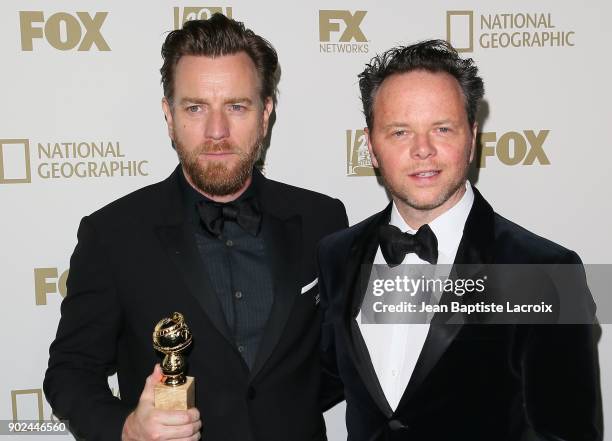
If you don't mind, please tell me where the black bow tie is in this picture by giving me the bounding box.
[378,224,438,266]
[197,197,262,237]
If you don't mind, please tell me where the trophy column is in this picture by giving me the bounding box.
[152,312,195,410]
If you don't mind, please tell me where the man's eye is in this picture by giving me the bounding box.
[187,105,200,113]
[229,104,245,112]
[437,127,450,133]
[392,130,406,137]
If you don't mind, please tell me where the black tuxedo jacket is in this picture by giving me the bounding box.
[318,187,602,441]
[44,166,347,441]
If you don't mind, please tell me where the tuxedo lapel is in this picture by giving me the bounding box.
[154,168,234,345]
[341,204,394,417]
[249,171,302,380]
[156,223,234,344]
[396,187,496,410]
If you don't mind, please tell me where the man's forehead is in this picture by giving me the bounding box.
[173,54,260,95]
[375,70,466,108]
[196,72,232,84]
[381,69,461,93]
[174,54,258,85]
[175,53,255,73]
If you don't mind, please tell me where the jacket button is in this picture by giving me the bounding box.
[247,386,256,400]
[388,419,408,431]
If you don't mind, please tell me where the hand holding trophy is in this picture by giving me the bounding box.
[122,313,200,440]
[152,312,195,410]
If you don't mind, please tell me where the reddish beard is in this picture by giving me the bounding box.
[176,138,263,197]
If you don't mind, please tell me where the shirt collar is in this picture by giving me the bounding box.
[389,181,474,258]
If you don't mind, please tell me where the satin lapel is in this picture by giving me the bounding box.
[249,174,302,380]
[156,222,234,345]
[396,187,495,410]
[154,167,233,345]
[341,204,394,418]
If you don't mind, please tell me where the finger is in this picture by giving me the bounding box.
[191,419,202,433]
[173,435,200,441]
[161,421,200,440]
[187,407,200,422]
[157,410,194,426]
[139,364,163,405]
[152,363,164,381]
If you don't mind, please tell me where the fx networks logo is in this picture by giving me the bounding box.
[20,11,110,51]
[478,130,551,168]
[173,6,233,29]
[319,10,369,54]
[446,10,575,52]
[0,139,149,184]
[346,129,376,176]
[34,268,69,305]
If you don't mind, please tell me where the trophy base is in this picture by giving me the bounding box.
[154,376,195,410]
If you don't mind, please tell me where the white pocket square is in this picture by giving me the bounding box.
[301,278,318,294]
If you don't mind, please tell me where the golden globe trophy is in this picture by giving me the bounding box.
[152,312,195,410]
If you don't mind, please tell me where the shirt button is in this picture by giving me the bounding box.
[237,344,245,353]
[226,239,234,247]
[235,291,243,299]
[391,369,398,377]
[247,386,256,400]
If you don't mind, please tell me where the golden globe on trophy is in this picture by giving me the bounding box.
[152,312,195,410]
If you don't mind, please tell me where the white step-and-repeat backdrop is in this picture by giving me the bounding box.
[1,1,610,439]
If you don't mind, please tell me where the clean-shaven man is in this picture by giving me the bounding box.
[44,14,346,441]
[317,40,601,440]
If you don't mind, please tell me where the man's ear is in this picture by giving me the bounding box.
[469,122,478,163]
[365,127,379,168]
[261,97,274,136]
[161,97,175,141]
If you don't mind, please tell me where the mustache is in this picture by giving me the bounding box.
[199,140,241,155]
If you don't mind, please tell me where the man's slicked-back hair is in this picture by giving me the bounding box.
[358,39,484,129]
[161,13,279,106]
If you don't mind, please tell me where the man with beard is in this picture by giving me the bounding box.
[44,14,347,441]
[317,40,601,440]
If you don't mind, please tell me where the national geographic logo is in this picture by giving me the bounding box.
[478,130,551,168]
[173,6,233,29]
[34,268,69,305]
[346,129,375,176]
[0,139,31,183]
[11,387,119,422]
[446,11,575,52]
[11,389,45,422]
[20,11,110,51]
[0,139,149,184]
[319,10,369,54]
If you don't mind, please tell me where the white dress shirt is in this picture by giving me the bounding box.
[357,181,474,410]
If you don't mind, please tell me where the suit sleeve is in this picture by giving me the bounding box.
[317,228,346,412]
[43,216,132,440]
[522,251,603,441]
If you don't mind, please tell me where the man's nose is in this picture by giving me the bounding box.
[411,133,436,159]
[205,109,230,140]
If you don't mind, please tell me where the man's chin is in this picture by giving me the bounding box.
[393,189,448,212]
[188,163,253,197]
[399,186,465,213]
